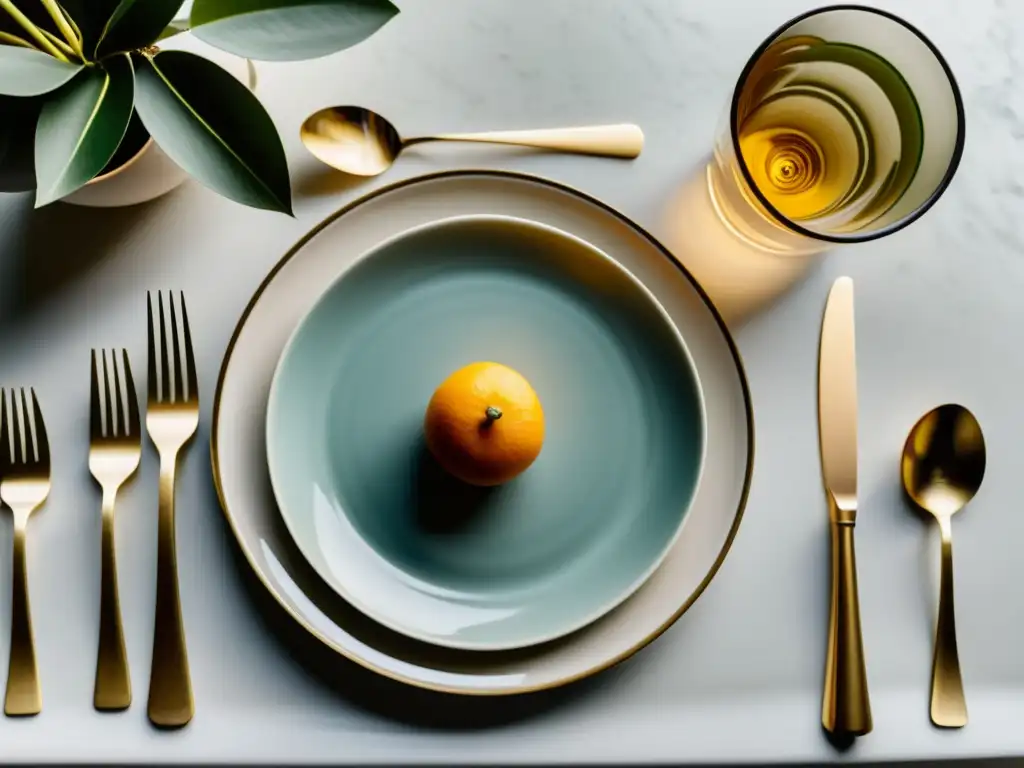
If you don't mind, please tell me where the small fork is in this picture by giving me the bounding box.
[0,388,50,716]
[89,350,141,711]
[146,292,198,728]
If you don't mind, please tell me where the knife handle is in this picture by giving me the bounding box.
[822,520,872,736]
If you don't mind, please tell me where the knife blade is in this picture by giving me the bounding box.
[819,276,858,516]
[818,276,872,737]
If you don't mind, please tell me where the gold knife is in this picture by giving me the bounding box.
[819,276,872,736]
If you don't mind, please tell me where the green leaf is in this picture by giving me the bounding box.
[0,46,81,96]
[157,17,191,41]
[96,107,148,175]
[33,54,134,205]
[190,0,398,61]
[133,50,292,213]
[0,96,40,192]
[96,0,184,57]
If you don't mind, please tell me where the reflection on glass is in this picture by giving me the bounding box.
[708,5,965,254]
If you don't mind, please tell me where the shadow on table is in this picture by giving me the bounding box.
[290,163,375,201]
[225,526,611,730]
[0,191,173,329]
[205,442,619,731]
[657,159,823,331]
[290,145,567,205]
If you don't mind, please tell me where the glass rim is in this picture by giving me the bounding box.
[728,3,966,244]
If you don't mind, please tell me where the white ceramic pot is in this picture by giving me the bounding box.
[63,37,256,208]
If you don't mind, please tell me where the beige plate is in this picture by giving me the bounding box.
[211,170,754,695]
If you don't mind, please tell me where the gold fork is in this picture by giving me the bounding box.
[90,350,141,711]
[0,388,50,716]
[146,291,198,728]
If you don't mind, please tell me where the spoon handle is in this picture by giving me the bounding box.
[410,124,644,159]
[931,517,967,727]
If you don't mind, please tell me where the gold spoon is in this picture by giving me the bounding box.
[300,106,644,177]
[901,404,986,729]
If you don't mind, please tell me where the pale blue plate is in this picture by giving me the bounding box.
[266,215,706,651]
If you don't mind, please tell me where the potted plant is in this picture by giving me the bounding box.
[0,0,399,213]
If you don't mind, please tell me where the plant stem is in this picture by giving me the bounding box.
[40,26,74,57]
[39,0,80,57]
[0,0,70,60]
[61,3,80,42]
[0,29,38,49]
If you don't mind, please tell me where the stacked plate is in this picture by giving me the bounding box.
[212,170,754,695]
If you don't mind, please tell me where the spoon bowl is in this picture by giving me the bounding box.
[900,403,985,730]
[300,106,644,177]
[300,107,403,177]
[902,403,986,519]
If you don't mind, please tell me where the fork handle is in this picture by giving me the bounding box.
[6,520,40,716]
[147,451,193,728]
[95,486,131,711]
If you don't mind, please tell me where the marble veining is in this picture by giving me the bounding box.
[0,0,1022,762]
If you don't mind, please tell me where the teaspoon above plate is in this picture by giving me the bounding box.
[300,106,644,176]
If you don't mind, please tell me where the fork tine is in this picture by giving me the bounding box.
[112,349,126,439]
[102,350,115,438]
[31,389,48,470]
[158,291,170,403]
[20,388,33,463]
[10,389,23,464]
[0,390,10,470]
[90,350,103,441]
[147,292,159,404]
[170,293,183,405]
[122,350,140,438]
[180,293,198,404]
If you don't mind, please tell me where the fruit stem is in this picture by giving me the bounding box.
[484,406,503,423]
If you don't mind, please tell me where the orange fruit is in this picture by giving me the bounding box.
[424,362,545,487]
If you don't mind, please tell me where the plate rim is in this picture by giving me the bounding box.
[262,212,709,652]
[210,168,756,695]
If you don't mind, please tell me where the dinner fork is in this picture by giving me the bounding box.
[0,388,50,716]
[146,291,198,728]
[90,350,141,711]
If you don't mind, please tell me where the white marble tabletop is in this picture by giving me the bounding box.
[1,0,1023,763]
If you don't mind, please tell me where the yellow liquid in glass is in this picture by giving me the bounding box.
[739,107,860,222]
[734,35,923,233]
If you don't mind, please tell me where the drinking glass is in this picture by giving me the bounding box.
[708,5,965,255]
